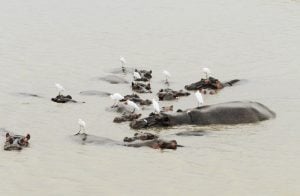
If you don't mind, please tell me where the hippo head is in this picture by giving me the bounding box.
[140,99,152,105]
[184,80,203,90]
[157,140,178,150]
[130,113,171,129]
[4,133,31,151]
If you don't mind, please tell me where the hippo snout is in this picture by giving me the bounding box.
[184,85,191,90]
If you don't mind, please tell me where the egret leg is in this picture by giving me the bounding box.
[111,100,118,108]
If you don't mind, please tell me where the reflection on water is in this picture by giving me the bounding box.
[0,0,299,195]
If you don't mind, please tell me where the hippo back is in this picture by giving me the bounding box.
[168,101,275,126]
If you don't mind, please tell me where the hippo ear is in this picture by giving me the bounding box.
[9,137,14,144]
[6,133,10,137]
[26,134,30,140]
[150,70,152,74]
[131,82,134,86]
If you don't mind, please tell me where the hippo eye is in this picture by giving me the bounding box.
[161,116,170,126]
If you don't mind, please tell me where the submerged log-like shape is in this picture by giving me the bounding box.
[79,90,111,97]
[130,101,276,129]
[184,77,240,91]
[99,75,129,84]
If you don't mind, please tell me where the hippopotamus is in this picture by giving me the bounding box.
[130,101,276,129]
[109,67,134,74]
[120,94,152,105]
[13,92,42,98]
[184,76,240,92]
[4,133,31,151]
[113,113,142,123]
[51,94,78,103]
[157,88,190,101]
[131,82,152,93]
[162,105,174,112]
[99,75,129,84]
[79,90,111,97]
[133,69,152,82]
[123,132,158,142]
[73,131,180,150]
[107,103,133,114]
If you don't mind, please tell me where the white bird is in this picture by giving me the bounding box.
[152,98,160,113]
[120,56,126,68]
[55,83,65,95]
[127,100,140,113]
[133,71,142,80]
[110,93,124,107]
[202,67,211,79]
[163,70,171,84]
[78,118,86,134]
[195,90,204,107]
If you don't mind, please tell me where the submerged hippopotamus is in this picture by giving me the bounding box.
[113,113,142,123]
[130,101,276,129]
[131,82,152,93]
[79,90,111,97]
[98,75,129,84]
[73,132,180,150]
[123,132,158,142]
[133,69,152,82]
[13,92,42,98]
[157,88,190,101]
[51,95,77,103]
[162,105,174,112]
[120,94,152,106]
[184,77,240,92]
[4,133,31,151]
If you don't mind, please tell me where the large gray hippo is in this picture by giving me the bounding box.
[130,101,276,129]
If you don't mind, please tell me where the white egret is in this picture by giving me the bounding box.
[133,71,142,80]
[110,93,124,107]
[127,100,140,113]
[78,118,86,134]
[163,70,171,84]
[195,90,204,107]
[152,98,160,113]
[120,56,126,68]
[55,83,65,95]
[202,67,211,79]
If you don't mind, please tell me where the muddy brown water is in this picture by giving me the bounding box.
[0,0,299,195]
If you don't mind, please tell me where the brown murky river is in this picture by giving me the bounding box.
[0,0,299,195]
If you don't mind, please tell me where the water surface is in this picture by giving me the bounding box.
[0,0,299,195]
